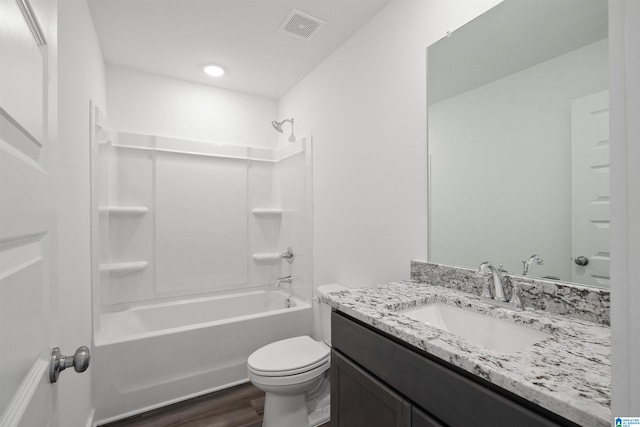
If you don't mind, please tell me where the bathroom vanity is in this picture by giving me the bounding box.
[332,312,576,426]
[324,271,610,427]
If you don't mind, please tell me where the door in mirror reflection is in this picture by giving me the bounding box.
[571,90,610,287]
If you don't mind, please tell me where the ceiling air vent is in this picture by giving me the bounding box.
[279,9,326,40]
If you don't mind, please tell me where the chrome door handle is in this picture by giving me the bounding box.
[574,256,589,266]
[49,346,90,383]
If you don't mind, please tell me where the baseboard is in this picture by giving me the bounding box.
[93,379,249,426]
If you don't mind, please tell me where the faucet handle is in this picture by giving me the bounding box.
[509,282,524,310]
[279,247,295,264]
[481,280,492,299]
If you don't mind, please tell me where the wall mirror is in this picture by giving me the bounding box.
[427,0,609,288]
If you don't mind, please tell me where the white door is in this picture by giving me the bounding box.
[571,90,610,287]
[1,0,60,425]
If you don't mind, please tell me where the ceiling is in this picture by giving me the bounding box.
[87,0,392,100]
[427,0,608,104]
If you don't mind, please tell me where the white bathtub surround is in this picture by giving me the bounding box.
[90,113,315,423]
[410,261,611,326]
[92,126,314,311]
[321,281,610,427]
[92,290,312,424]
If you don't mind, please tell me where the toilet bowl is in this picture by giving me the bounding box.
[247,283,348,427]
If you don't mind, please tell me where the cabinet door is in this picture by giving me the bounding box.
[331,350,411,427]
[412,407,446,427]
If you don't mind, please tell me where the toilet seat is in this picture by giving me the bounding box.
[248,336,330,377]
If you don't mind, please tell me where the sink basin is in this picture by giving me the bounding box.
[398,302,550,353]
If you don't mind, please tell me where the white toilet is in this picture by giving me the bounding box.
[247,283,347,427]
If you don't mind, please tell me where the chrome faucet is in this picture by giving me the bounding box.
[477,262,506,302]
[274,275,293,287]
[521,254,544,276]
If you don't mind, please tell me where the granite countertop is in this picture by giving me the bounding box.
[321,280,611,427]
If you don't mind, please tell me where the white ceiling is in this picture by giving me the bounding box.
[87,0,392,100]
[427,0,608,104]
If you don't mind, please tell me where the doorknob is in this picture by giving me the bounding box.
[574,256,589,266]
[49,346,90,383]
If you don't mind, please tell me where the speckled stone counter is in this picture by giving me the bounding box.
[411,261,611,325]
[321,280,611,427]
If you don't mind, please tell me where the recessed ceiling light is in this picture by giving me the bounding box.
[204,65,225,77]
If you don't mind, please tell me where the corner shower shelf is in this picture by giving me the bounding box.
[100,206,149,218]
[251,208,282,218]
[252,253,281,263]
[99,261,148,274]
[95,121,114,146]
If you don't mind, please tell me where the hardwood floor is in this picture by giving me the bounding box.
[99,382,330,427]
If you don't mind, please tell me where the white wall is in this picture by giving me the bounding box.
[106,65,278,148]
[278,0,501,287]
[57,0,107,425]
[430,39,608,280]
[611,0,640,416]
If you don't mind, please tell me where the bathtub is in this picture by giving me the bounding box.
[92,289,313,424]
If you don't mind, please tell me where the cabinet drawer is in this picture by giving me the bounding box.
[332,311,576,427]
[331,350,411,427]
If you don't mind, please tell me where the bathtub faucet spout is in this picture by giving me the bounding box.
[274,275,293,287]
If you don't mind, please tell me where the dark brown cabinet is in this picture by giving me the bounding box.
[412,407,445,427]
[331,350,411,427]
[331,311,579,427]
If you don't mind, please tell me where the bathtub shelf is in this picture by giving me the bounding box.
[100,261,148,274]
[252,253,281,263]
[100,206,149,218]
[251,208,282,218]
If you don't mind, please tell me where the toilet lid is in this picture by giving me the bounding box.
[248,336,330,376]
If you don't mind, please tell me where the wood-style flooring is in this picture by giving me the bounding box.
[99,382,330,427]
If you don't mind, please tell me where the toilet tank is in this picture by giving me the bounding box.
[316,283,349,345]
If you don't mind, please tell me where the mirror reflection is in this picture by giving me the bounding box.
[427,0,609,288]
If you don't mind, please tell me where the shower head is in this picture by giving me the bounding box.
[271,120,284,133]
[271,118,296,142]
